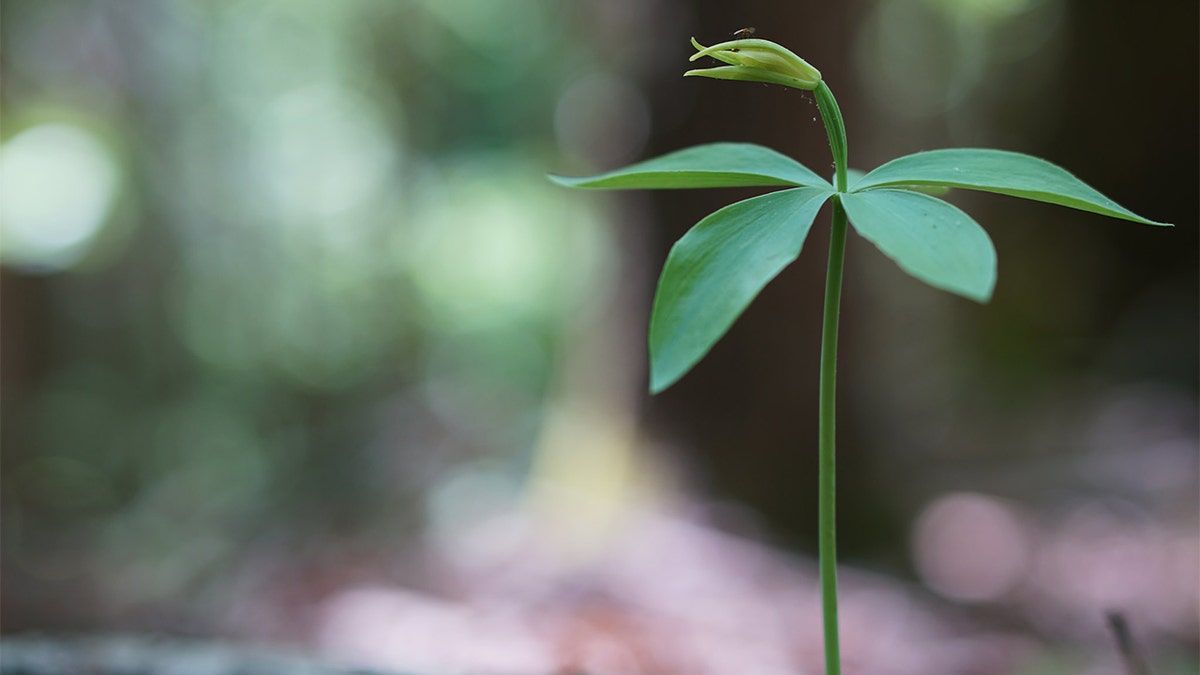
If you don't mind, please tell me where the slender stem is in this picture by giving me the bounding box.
[1106,612,1153,675]
[814,82,849,192]
[813,79,850,675]
[817,199,846,675]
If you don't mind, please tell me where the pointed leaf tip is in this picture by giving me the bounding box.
[550,143,834,191]
[854,148,1169,227]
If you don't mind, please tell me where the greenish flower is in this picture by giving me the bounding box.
[686,37,822,91]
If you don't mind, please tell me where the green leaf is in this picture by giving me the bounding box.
[841,189,996,303]
[842,168,950,196]
[549,143,834,191]
[649,186,833,392]
[851,148,1170,226]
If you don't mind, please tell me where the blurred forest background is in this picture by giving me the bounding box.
[1,1,1196,674]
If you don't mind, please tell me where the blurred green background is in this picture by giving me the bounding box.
[2,1,1196,673]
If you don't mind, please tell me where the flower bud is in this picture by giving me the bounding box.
[685,37,821,91]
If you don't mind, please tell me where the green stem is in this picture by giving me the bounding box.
[817,199,846,675]
[813,79,849,675]
[815,81,848,192]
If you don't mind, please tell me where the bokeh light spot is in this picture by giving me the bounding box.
[913,492,1031,602]
[1,123,119,272]
[407,158,610,330]
[254,83,395,219]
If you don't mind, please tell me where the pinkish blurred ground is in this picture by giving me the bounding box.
[269,501,1195,675]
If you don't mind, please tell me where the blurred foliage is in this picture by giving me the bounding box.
[1,1,1196,671]
[1,0,627,627]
